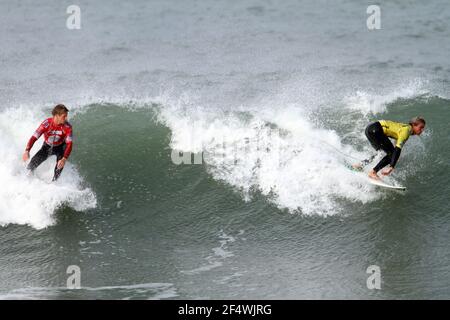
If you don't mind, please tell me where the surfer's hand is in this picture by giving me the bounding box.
[381,167,393,176]
[57,158,66,170]
[22,151,30,162]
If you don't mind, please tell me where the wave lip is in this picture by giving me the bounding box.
[344,78,429,115]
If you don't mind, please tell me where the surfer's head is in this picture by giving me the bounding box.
[52,104,69,124]
[409,116,425,135]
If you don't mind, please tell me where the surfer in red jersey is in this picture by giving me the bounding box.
[22,104,73,181]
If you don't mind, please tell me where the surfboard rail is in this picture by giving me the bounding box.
[367,178,406,191]
[345,162,406,191]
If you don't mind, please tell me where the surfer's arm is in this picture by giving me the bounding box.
[382,146,401,175]
[395,127,410,149]
[23,129,41,161]
[25,136,38,152]
[62,128,73,159]
[389,127,410,169]
[25,120,48,151]
[25,130,42,151]
[63,142,72,159]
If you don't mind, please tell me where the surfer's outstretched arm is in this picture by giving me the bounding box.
[23,121,46,162]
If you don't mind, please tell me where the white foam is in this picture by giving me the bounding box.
[0,106,97,229]
[159,99,384,216]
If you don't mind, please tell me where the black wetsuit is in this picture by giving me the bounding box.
[27,143,66,181]
[365,121,402,172]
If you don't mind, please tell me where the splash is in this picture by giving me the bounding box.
[344,78,429,116]
[158,97,383,216]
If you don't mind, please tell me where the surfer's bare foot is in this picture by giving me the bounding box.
[381,167,393,176]
[368,170,381,180]
[352,163,363,171]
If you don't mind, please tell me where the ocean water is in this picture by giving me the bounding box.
[0,0,449,299]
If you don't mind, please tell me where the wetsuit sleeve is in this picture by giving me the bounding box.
[25,136,37,151]
[63,127,73,159]
[25,120,47,151]
[390,147,401,168]
[395,126,410,148]
[390,126,410,167]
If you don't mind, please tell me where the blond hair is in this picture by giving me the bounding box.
[409,116,425,126]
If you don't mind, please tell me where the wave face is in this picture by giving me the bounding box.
[1,0,450,299]
[0,89,446,229]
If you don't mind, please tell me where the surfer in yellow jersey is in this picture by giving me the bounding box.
[353,117,426,180]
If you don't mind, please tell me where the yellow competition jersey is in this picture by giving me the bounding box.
[378,120,412,148]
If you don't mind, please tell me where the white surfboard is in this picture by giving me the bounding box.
[367,177,406,191]
[345,163,406,191]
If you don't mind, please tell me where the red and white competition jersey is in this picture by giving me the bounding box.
[26,118,73,158]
